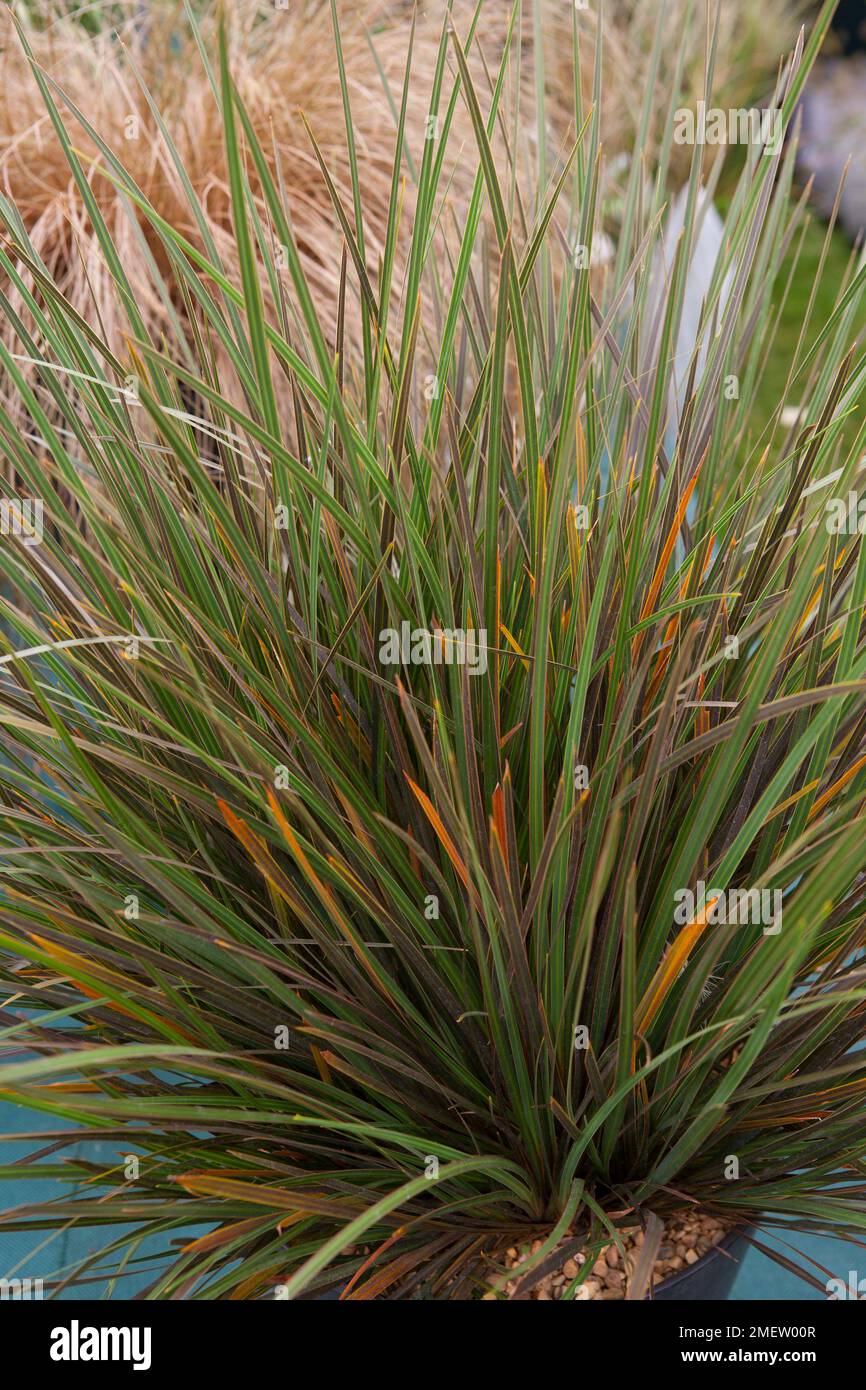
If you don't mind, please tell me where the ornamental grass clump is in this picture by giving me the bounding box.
[1,0,866,1299]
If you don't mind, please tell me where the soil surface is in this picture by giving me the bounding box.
[499,1211,733,1300]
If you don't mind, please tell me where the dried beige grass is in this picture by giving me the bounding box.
[0,0,804,447]
[0,1,475,436]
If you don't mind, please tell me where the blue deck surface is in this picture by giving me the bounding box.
[0,1095,855,1301]
[0,1098,182,1298]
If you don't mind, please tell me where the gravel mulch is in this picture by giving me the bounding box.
[498,1211,733,1300]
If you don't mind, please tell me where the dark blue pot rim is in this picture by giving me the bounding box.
[649,1225,748,1300]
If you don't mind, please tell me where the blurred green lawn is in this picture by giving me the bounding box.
[756,212,865,431]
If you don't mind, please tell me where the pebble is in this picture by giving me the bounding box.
[499,1211,732,1300]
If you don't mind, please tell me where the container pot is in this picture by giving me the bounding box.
[651,1226,749,1301]
[308,1225,750,1300]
